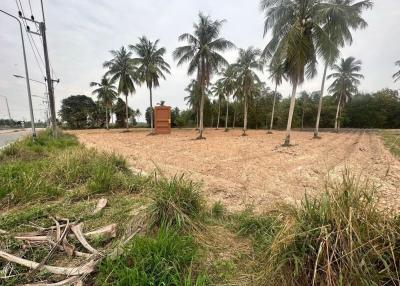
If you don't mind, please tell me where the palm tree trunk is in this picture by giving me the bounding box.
[334,93,342,133]
[242,93,248,136]
[301,108,305,130]
[232,106,236,129]
[105,106,109,130]
[268,82,278,134]
[314,62,328,138]
[211,114,214,128]
[338,105,342,132]
[216,97,221,129]
[125,94,129,129]
[149,86,154,134]
[195,108,198,129]
[197,59,206,139]
[225,96,229,132]
[283,81,298,146]
[198,88,205,138]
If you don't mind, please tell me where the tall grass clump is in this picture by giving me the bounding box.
[148,176,204,229]
[234,209,281,251]
[256,172,400,285]
[47,146,129,191]
[97,227,207,285]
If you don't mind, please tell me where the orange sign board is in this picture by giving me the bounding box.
[154,106,171,134]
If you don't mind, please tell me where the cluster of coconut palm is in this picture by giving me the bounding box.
[175,0,372,144]
[91,37,171,133]
[90,0,375,145]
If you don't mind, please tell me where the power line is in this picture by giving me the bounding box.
[16,0,45,79]
[27,32,45,77]
[28,0,33,16]
[29,32,46,69]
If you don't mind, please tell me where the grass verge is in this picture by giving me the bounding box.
[97,227,207,285]
[0,130,143,206]
[381,130,400,158]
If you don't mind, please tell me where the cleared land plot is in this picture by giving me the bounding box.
[71,129,400,212]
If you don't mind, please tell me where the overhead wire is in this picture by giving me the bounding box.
[15,0,46,79]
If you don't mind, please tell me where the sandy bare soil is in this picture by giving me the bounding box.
[71,129,400,212]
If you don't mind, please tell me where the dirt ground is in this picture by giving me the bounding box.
[71,129,400,212]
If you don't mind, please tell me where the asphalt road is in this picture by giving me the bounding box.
[0,130,29,148]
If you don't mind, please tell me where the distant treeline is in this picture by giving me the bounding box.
[0,119,47,128]
[58,88,399,130]
[167,88,400,130]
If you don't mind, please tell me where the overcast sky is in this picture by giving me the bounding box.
[0,0,399,122]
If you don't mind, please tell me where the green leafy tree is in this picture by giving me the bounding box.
[173,12,234,139]
[232,47,263,136]
[129,37,170,134]
[113,98,140,127]
[103,46,140,129]
[261,0,338,145]
[393,60,400,82]
[314,0,372,138]
[145,106,152,127]
[171,107,180,127]
[327,56,363,132]
[59,95,96,129]
[89,76,118,130]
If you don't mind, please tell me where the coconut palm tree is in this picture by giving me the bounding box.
[267,60,286,134]
[129,36,170,134]
[173,13,234,139]
[218,66,238,131]
[103,46,140,129]
[184,79,201,128]
[261,0,338,146]
[313,0,372,138]
[232,47,263,136]
[210,80,225,129]
[90,76,118,130]
[327,56,363,132]
[393,60,400,82]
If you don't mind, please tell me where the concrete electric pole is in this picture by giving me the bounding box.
[18,1,59,136]
[0,95,12,120]
[0,9,36,138]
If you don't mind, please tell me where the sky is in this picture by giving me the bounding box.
[0,0,399,122]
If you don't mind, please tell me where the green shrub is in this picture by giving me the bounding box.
[234,209,280,251]
[148,176,204,229]
[210,201,225,219]
[256,173,400,286]
[97,227,207,285]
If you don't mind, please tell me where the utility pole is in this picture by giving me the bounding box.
[0,95,12,120]
[39,21,56,135]
[0,9,36,138]
[13,74,49,126]
[19,1,59,136]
